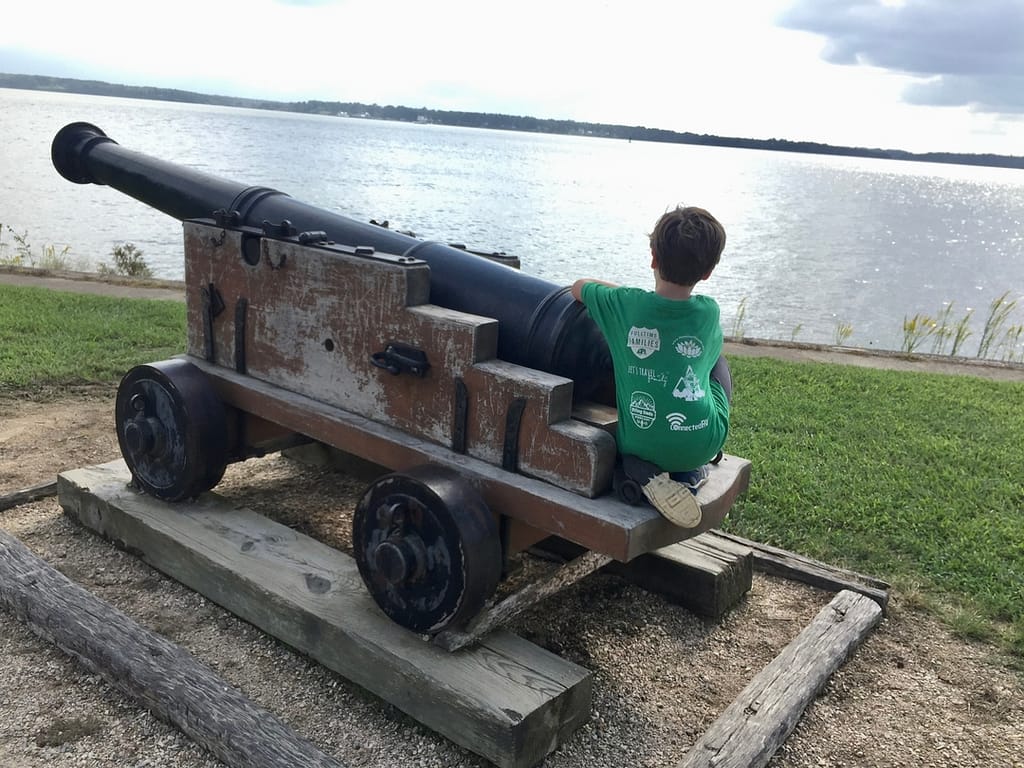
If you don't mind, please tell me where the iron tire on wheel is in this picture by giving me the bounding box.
[353,465,501,635]
[115,359,228,502]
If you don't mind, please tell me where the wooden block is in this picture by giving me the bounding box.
[675,589,883,768]
[183,223,614,498]
[280,442,386,484]
[608,533,753,618]
[462,360,617,497]
[58,461,592,768]
[571,401,618,436]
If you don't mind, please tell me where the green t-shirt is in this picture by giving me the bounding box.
[581,283,729,472]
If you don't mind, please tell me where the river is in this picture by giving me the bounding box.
[2,87,1022,356]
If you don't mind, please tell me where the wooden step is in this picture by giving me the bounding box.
[58,461,592,768]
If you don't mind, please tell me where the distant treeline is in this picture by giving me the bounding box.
[4,72,1022,170]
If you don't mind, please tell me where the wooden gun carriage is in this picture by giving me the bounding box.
[52,122,750,648]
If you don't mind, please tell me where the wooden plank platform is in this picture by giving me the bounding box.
[530,534,753,620]
[0,479,58,512]
[58,461,592,768]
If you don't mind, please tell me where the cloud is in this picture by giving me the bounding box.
[778,0,1024,113]
[272,0,345,5]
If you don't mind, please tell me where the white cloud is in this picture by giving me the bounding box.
[1,0,1019,155]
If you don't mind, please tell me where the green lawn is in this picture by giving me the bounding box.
[2,283,1022,659]
[725,357,1023,657]
[0,284,185,389]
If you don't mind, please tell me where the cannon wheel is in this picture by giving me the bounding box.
[115,359,228,502]
[353,465,502,635]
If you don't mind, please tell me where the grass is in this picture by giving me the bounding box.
[725,356,1024,658]
[900,293,1022,362]
[723,292,1022,362]
[2,283,1022,660]
[0,285,185,390]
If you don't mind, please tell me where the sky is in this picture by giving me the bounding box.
[1,0,1021,156]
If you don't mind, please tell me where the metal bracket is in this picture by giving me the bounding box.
[261,219,298,238]
[212,208,240,228]
[234,298,248,374]
[502,398,528,472]
[370,344,430,377]
[452,377,468,454]
[200,283,225,362]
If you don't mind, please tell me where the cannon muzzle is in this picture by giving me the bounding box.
[52,122,613,397]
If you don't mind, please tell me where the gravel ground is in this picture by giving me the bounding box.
[1,271,1022,767]
[2,390,1022,768]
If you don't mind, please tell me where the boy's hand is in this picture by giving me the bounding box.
[570,278,618,302]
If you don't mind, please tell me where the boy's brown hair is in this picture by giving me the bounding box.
[649,206,726,286]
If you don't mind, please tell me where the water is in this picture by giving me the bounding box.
[2,88,1022,354]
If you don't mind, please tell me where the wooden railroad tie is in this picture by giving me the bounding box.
[676,589,883,768]
[56,460,592,768]
[0,527,346,768]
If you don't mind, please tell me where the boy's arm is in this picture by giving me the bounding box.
[570,278,619,302]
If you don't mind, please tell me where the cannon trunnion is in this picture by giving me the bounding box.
[55,123,751,641]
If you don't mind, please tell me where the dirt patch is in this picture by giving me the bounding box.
[1,386,1022,767]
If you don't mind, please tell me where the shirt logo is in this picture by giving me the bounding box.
[673,336,704,358]
[667,414,709,432]
[627,365,668,386]
[666,412,687,430]
[629,391,656,429]
[672,366,705,402]
[627,327,660,359]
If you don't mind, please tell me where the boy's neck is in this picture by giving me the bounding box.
[654,275,696,300]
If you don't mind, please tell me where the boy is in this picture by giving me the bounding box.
[571,205,732,528]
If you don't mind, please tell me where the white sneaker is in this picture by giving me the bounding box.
[642,473,702,528]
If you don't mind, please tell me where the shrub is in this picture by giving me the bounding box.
[101,242,153,278]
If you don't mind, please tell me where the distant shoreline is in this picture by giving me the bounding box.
[3,72,1022,171]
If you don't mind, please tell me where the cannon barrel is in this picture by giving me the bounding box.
[51,121,612,397]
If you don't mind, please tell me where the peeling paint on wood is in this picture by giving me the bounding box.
[183,222,617,498]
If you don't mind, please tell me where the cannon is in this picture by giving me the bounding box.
[52,121,750,646]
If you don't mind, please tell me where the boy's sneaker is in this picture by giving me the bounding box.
[672,464,710,493]
[642,473,702,528]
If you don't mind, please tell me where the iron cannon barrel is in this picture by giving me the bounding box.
[52,122,612,396]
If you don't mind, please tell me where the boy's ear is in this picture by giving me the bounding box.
[650,248,658,269]
[700,267,715,282]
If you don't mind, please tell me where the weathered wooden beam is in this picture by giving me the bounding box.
[707,531,891,611]
[0,528,346,768]
[609,534,753,619]
[58,461,592,768]
[676,589,882,768]
[0,479,58,512]
[435,551,614,652]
